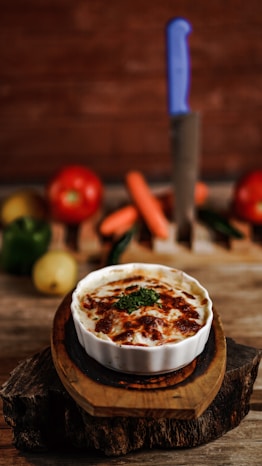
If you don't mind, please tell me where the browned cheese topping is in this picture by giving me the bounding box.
[79,274,208,347]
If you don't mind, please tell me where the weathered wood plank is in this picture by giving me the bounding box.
[0,261,261,379]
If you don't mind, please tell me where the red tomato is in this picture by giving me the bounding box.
[46,165,103,224]
[232,170,262,224]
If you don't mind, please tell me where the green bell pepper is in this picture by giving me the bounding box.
[0,216,52,275]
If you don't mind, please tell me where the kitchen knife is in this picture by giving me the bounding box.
[166,18,200,246]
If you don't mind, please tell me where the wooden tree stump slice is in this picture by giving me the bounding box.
[50,293,226,419]
[1,339,261,457]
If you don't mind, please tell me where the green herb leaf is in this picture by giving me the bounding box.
[115,287,161,314]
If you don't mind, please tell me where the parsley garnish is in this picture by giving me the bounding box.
[115,287,161,314]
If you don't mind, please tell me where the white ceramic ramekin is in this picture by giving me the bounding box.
[71,263,213,375]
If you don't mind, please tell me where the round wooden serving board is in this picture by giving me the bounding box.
[51,292,226,419]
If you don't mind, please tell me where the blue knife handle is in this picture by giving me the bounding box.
[166,18,192,115]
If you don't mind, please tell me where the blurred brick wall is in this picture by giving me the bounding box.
[1,0,262,183]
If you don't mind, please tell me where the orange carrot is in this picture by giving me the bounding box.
[194,181,209,206]
[125,171,169,239]
[99,204,139,237]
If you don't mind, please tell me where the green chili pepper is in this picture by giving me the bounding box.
[0,216,52,275]
[198,208,244,239]
[106,227,136,266]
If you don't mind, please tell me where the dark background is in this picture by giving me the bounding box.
[1,0,262,184]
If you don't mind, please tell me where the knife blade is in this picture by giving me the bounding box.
[166,18,200,246]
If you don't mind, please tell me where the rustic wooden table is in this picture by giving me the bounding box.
[0,184,262,465]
